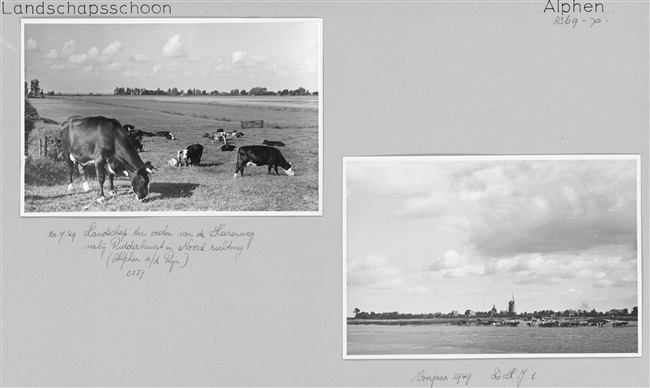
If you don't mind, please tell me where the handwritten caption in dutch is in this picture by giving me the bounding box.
[47,222,255,279]
[411,367,537,387]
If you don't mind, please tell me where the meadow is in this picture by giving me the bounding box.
[23,95,320,214]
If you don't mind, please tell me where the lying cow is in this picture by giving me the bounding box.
[204,129,243,144]
[177,144,203,166]
[262,140,285,147]
[61,116,156,202]
[155,131,176,140]
[234,145,294,177]
[221,144,237,152]
[127,132,144,152]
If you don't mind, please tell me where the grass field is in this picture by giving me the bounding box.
[23,95,320,214]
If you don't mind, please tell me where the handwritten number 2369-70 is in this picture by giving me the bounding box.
[555,15,602,28]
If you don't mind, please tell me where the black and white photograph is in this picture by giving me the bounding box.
[3,1,648,386]
[344,155,641,358]
[21,18,322,216]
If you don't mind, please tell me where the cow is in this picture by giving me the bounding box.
[168,156,181,167]
[221,144,237,152]
[204,129,242,144]
[60,116,156,202]
[234,145,294,178]
[127,132,144,152]
[202,132,221,143]
[262,140,285,147]
[177,144,203,166]
[155,131,175,140]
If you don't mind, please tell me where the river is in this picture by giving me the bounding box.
[347,322,638,356]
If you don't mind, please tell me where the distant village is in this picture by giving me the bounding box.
[352,295,638,320]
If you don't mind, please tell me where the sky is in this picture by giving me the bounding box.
[345,157,639,316]
[24,20,320,94]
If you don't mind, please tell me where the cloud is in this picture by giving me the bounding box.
[104,62,126,71]
[348,254,403,289]
[370,159,639,258]
[232,50,268,68]
[427,250,486,278]
[50,63,66,71]
[26,38,38,51]
[44,49,58,59]
[162,35,188,58]
[88,47,99,60]
[232,50,246,63]
[99,41,124,63]
[129,53,151,62]
[68,53,88,64]
[61,39,75,56]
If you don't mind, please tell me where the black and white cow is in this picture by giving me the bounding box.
[155,131,176,140]
[61,116,156,202]
[234,145,294,178]
[204,129,243,144]
[177,144,203,166]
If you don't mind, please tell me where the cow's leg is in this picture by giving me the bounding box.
[234,162,244,178]
[104,162,117,196]
[94,161,106,202]
[65,157,75,191]
[273,165,280,175]
[108,173,116,196]
[81,165,91,192]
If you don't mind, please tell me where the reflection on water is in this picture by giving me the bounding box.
[347,323,639,355]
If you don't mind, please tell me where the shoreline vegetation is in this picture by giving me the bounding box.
[348,307,639,326]
[347,316,638,326]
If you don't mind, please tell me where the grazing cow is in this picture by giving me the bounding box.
[262,140,285,147]
[221,144,237,152]
[234,145,294,178]
[61,116,156,202]
[178,144,203,166]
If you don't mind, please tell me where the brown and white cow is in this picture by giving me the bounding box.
[60,116,156,202]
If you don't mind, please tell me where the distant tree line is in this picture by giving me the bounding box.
[352,306,638,320]
[113,85,317,96]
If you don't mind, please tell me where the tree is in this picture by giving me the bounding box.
[353,308,360,318]
[631,306,638,316]
[249,86,267,95]
[229,89,239,96]
[240,89,248,95]
[29,79,40,98]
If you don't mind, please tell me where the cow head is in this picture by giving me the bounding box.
[131,162,156,201]
[284,164,295,176]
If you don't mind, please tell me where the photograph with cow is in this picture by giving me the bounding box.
[21,18,322,215]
